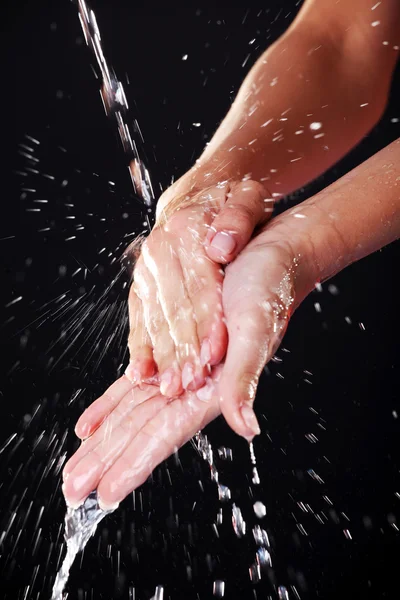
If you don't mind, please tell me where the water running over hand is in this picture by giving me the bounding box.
[52,492,115,600]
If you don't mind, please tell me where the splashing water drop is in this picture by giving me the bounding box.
[249,563,261,583]
[252,467,261,485]
[253,525,270,547]
[151,585,164,600]
[256,546,272,567]
[253,501,267,519]
[278,586,290,600]
[213,579,226,597]
[218,484,232,502]
[218,446,233,460]
[52,492,115,599]
[232,504,246,538]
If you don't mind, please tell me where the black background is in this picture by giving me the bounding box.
[0,1,399,599]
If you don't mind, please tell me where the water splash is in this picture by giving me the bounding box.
[232,504,246,538]
[150,585,165,600]
[52,491,115,600]
[278,586,289,600]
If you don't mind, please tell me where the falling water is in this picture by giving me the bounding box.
[52,492,115,599]
[53,1,155,596]
[54,2,292,598]
[73,0,154,206]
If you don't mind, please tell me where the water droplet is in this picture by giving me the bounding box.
[151,586,164,600]
[252,467,261,485]
[253,525,270,547]
[218,484,231,502]
[278,586,289,600]
[232,504,246,537]
[249,563,261,583]
[213,580,225,597]
[256,547,272,567]
[217,446,233,460]
[253,501,267,519]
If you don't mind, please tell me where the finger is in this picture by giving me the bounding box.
[97,374,222,508]
[205,181,273,264]
[63,390,170,508]
[66,380,160,476]
[178,245,227,367]
[74,376,135,440]
[141,232,206,392]
[135,255,183,397]
[126,285,156,383]
[218,249,293,440]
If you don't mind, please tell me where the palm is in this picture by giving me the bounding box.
[63,371,221,509]
[63,213,306,508]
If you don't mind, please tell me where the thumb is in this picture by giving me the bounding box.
[204,180,273,264]
[217,248,293,440]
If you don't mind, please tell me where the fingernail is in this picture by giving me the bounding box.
[200,338,211,366]
[196,378,214,402]
[160,368,174,396]
[98,497,120,512]
[210,231,236,256]
[182,362,194,389]
[125,361,141,384]
[240,405,261,439]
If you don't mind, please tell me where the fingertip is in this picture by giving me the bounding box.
[205,231,237,264]
[97,476,126,510]
[74,420,90,440]
[124,361,141,384]
[218,372,260,440]
[126,357,156,383]
[160,367,182,397]
[62,481,85,510]
[98,496,120,512]
[240,405,261,439]
[220,401,259,441]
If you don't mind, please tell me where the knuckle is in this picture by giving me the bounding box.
[238,369,260,400]
[185,272,207,297]
[234,179,266,198]
[219,203,256,232]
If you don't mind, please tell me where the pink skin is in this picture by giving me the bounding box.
[64,138,400,508]
[127,179,272,397]
[63,369,222,510]
[63,223,305,509]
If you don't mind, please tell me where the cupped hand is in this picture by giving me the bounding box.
[126,177,272,398]
[63,368,222,510]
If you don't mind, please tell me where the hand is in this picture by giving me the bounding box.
[62,369,222,510]
[62,206,314,509]
[63,137,400,508]
[126,176,272,398]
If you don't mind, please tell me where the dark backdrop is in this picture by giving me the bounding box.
[0,2,399,599]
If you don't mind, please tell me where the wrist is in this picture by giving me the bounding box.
[155,153,274,224]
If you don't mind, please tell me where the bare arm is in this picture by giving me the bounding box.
[63,139,400,508]
[217,136,400,438]
[125,1,399,394]
[158,0,400,214]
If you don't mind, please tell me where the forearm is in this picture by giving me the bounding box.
[198,28,397,198]
[262,137,400,301]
